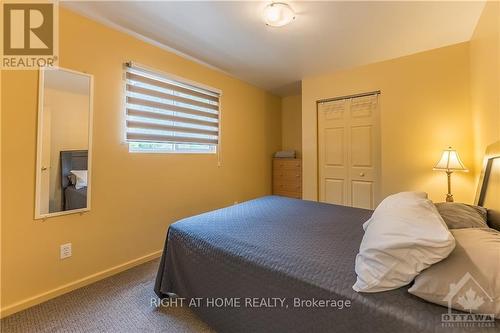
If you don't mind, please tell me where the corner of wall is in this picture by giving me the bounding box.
[469,0,500,185]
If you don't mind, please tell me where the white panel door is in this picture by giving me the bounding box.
[318,99,349,205]
[318,94,380,209]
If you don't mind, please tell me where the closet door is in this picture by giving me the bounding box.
[318,99,349,206]
[318,94,380,209]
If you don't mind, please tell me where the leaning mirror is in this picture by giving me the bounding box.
[35,67,93,219]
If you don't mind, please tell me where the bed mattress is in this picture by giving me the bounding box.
[154,196,498,332]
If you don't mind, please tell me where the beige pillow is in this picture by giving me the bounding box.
[435,203,488,229]
[408,228,500,318]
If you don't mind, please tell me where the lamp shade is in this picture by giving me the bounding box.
[433,147,468,172]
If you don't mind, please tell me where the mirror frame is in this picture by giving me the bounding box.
[35,66,94,220]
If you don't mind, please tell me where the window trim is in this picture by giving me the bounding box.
[128,142,217,155]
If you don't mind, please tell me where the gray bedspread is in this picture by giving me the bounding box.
[155,196,498,333]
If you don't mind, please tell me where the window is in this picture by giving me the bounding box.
[124,62,220,153]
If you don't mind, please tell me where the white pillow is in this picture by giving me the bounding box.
[353,191,455,293]
[70,170,88,190]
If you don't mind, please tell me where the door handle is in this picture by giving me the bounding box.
[41,166,48,171]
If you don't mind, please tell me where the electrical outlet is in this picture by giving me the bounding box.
[60,243,72,259]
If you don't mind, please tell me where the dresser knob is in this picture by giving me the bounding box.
[296,174,300,178]
[359,172,365,177]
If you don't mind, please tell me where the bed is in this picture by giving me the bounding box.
[60,150,88,211]
[154,142,500,333]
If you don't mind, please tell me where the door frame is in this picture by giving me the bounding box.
[316,90,382,207]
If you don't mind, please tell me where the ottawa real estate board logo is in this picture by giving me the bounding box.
[441,272,496,328]
[1,1,58,69]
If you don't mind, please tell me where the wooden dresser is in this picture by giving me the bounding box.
[273,158,302,199]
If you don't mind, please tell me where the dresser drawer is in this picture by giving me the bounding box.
[273,169,302,181]
[273,180,302,193]
[273,190,302,199]
[273,159,302,171]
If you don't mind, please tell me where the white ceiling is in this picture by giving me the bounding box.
[63,1,485,96]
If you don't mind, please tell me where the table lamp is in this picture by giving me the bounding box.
[433,147,468,202]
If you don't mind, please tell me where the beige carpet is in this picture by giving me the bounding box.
[1,259,214,333]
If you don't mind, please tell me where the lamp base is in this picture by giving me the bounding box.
[445,171,454,202]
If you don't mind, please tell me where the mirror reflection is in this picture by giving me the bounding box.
[36,68,92,217]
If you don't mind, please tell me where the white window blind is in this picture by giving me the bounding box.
[124,63,220,152]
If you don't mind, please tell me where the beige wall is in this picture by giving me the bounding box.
[281,94,302,157]
[470,0,500,177]
[1,8,281,316]
[302,43,475,203]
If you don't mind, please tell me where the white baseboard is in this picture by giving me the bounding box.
[0,250,162,319]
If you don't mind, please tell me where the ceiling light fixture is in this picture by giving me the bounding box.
[263,2,295,27]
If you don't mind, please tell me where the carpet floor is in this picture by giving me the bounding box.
[1,259,214,333]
